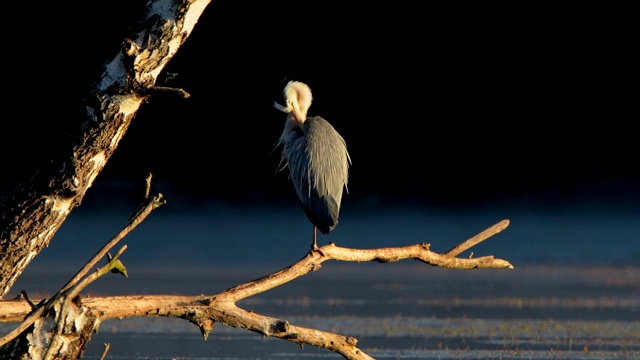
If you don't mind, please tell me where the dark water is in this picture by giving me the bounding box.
[16,198,640,268]
[3,201,640,359]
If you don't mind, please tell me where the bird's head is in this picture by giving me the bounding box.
[273,80,313,125]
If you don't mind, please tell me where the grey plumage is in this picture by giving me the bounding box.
[274,81,351,249]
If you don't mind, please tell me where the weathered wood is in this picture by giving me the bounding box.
[0,0,209,298]
[0,193,164,358]
[1,231,512,360]
[0,297,99,360]
[0,0,209,358]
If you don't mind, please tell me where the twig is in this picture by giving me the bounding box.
[19,290,38,310]
[68,246,128,299]
[144,172,152,198]
[128,175,163,221]
[99,343,111,360]
[139,86,191,98]
[61,194,164,294]
[445,219,510,257]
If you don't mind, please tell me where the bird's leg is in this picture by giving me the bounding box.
[311,226,318,250]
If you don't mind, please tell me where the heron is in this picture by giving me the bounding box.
[273,80,351,250]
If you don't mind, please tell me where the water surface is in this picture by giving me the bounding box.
[4,202,640,359]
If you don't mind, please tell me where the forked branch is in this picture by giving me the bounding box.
[1,219,511,359]
[0,193,166,349]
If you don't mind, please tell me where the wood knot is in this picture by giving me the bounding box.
[198,297,213,305]
[271,320,289,333]
[345,336,358,346]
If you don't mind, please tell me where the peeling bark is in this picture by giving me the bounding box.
[1,195,163,359]
[0,296,99,360]
[0,0,209,298]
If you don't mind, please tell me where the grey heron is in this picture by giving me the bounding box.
[274,80,351,250]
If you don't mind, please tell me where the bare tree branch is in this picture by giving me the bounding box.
[1,220,511,359]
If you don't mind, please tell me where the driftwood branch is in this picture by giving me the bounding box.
[1,220,511,359]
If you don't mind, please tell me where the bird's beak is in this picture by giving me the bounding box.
[293,107,302,124]
[291,105,304,125]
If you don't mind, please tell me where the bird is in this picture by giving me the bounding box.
[273,80,351,250]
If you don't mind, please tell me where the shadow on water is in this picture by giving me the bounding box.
[5,198,640,359]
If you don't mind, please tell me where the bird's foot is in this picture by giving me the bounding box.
[309,243,325,257]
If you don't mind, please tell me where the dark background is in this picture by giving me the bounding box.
[1,1,635,211]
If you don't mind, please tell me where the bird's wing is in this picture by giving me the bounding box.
[285,117,350,232]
